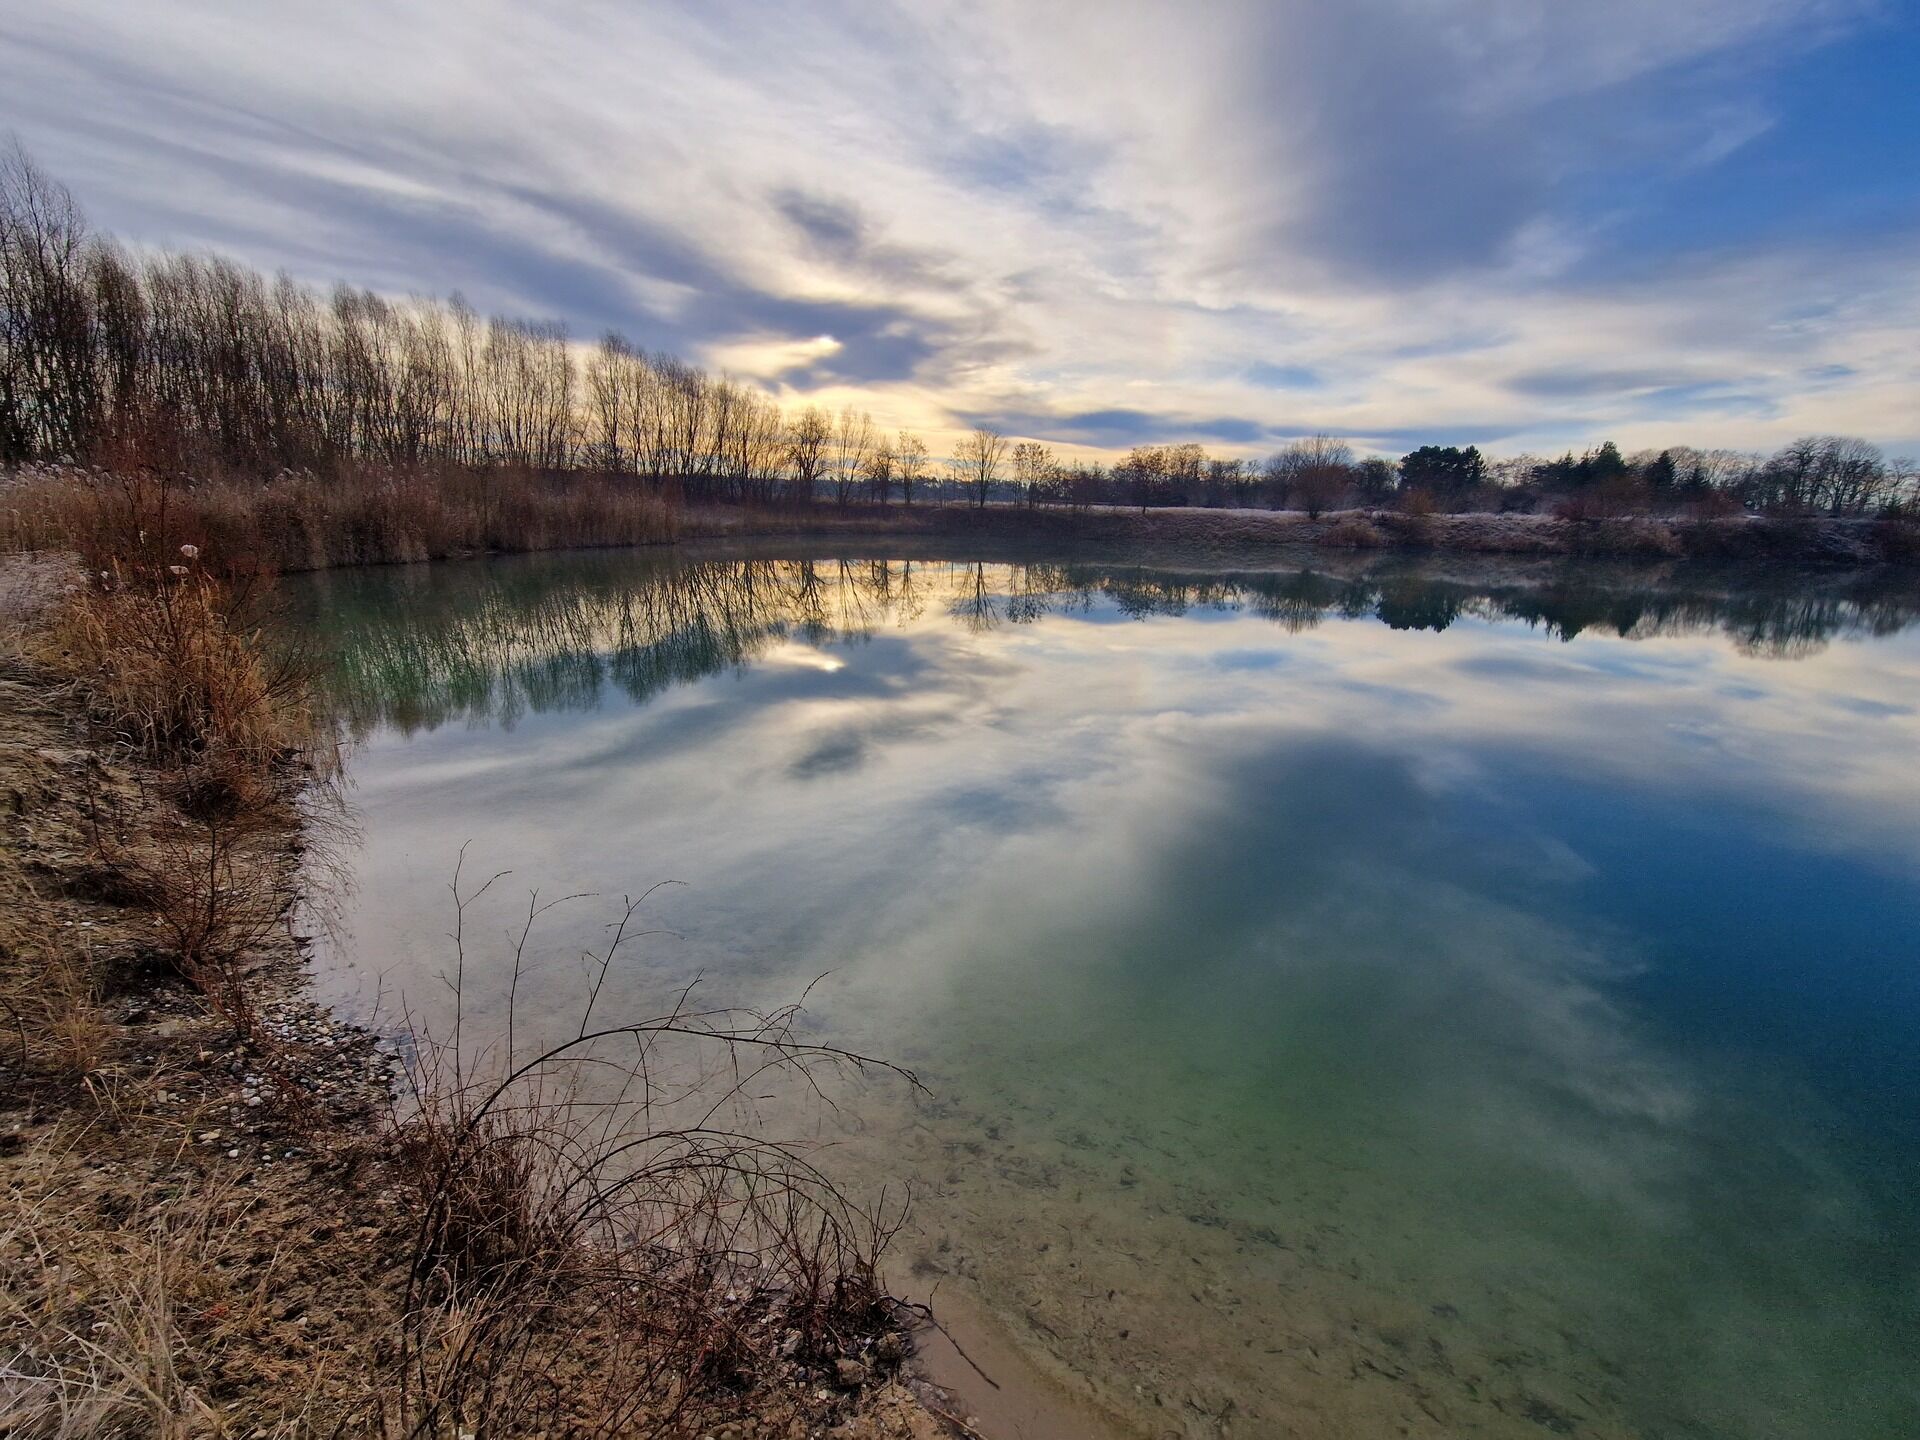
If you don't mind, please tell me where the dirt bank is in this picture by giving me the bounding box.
[0,554,981,1438]
[691,502,1919,570]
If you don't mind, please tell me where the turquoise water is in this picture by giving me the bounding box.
[292,544,1920,1438]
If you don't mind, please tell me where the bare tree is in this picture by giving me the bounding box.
[1063,461,1105,512]
[1754,435,1894,516]
[951,425,1007,509]
[1165,442,1206,504]
[1266,434,1354,517]
[827,407,875,506]
[1,141,96,462]
[1118,445,1168,513]
[1202,457,1250,508]
[862,439,896,504]
[1888,455,1919,512]
[785,407,831,504]
[894,431,928,506]
[1011,440,1056,507]
[584,332,637,473]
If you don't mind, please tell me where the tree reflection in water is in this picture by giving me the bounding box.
[291,546,1920,735]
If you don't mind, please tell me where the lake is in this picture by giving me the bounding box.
[289,541,1920,1439]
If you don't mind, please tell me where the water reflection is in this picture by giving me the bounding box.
[290,544,1920,1440]
[292,544,1920,734]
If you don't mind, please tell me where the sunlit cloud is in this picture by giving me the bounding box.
[6,0,1913,458]
[708,333,845,381]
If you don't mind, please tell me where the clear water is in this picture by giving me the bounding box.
[289,543,1920,1439]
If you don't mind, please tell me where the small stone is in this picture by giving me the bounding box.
[832,1357,867,1389]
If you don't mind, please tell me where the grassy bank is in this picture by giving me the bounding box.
[9,468,1918,586]
[2,465,679,574]
[705,500,1920,568]
[0,543,965,1436]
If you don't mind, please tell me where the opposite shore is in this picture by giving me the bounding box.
[8,463,1918,580]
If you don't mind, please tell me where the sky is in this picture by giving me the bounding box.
[2,0,1916,461]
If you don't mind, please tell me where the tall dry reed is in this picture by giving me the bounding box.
[3,464,680,575]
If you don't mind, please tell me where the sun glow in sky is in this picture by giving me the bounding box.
[4,0,1916,460]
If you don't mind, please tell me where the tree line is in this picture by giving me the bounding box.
[6,144,1913,519]
[0,144,946,503]
[979,435,1917,519]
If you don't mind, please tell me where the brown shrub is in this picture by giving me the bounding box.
[1321,515,1385,548]
[1568,517,1683,558]
[1875,513,1920,563]
[3,463,680,575]
[377,882,919,1437]
[42,569,307,798]
[1687,489,1746,520]
[1376,500,1435,547]
[1554,477,1653,521]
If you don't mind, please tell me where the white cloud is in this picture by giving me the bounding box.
[1,0,1911,457]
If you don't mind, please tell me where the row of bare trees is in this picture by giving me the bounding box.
[1,144,962,505]
[933,438,1389,515]
[8,144,1913,519]
[1,142,586,473]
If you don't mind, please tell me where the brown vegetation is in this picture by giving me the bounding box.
[0,488,955,1436]
[3,464,679,575]
[383,878,921,1436]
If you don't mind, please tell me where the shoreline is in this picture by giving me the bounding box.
[11,461,1913,579]
[905,1287,1137,1440]
[0,552,999,1439]
[678,501,1918,572]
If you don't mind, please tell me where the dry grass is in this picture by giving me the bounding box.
[4,477,330,1084]
[6,470,319,817]
[1321,515,1386,549]
[3,541,937,1437]
[1,468,946,1439]
[24,499,323,1056]
[3,464,680,575]
[0,859,109,1084]
[379,874,921,1438]
[0,1164,338,1440]
[40,570,310,810]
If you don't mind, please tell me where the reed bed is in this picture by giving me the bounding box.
[2,464,680,575]
[1,470,933,1437]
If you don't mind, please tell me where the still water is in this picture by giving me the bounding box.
[290,542,1920,1439]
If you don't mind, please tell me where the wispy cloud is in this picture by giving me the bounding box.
[2,0,1914,456]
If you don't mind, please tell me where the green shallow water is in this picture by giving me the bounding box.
[289,543,1920,1438]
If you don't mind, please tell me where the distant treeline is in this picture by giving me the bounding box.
[1055,435,1918,521]
[4,145,1914,520]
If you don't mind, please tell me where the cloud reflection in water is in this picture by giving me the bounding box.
[294,546,1920,1438]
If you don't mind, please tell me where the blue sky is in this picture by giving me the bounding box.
[2,0,1915,460]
